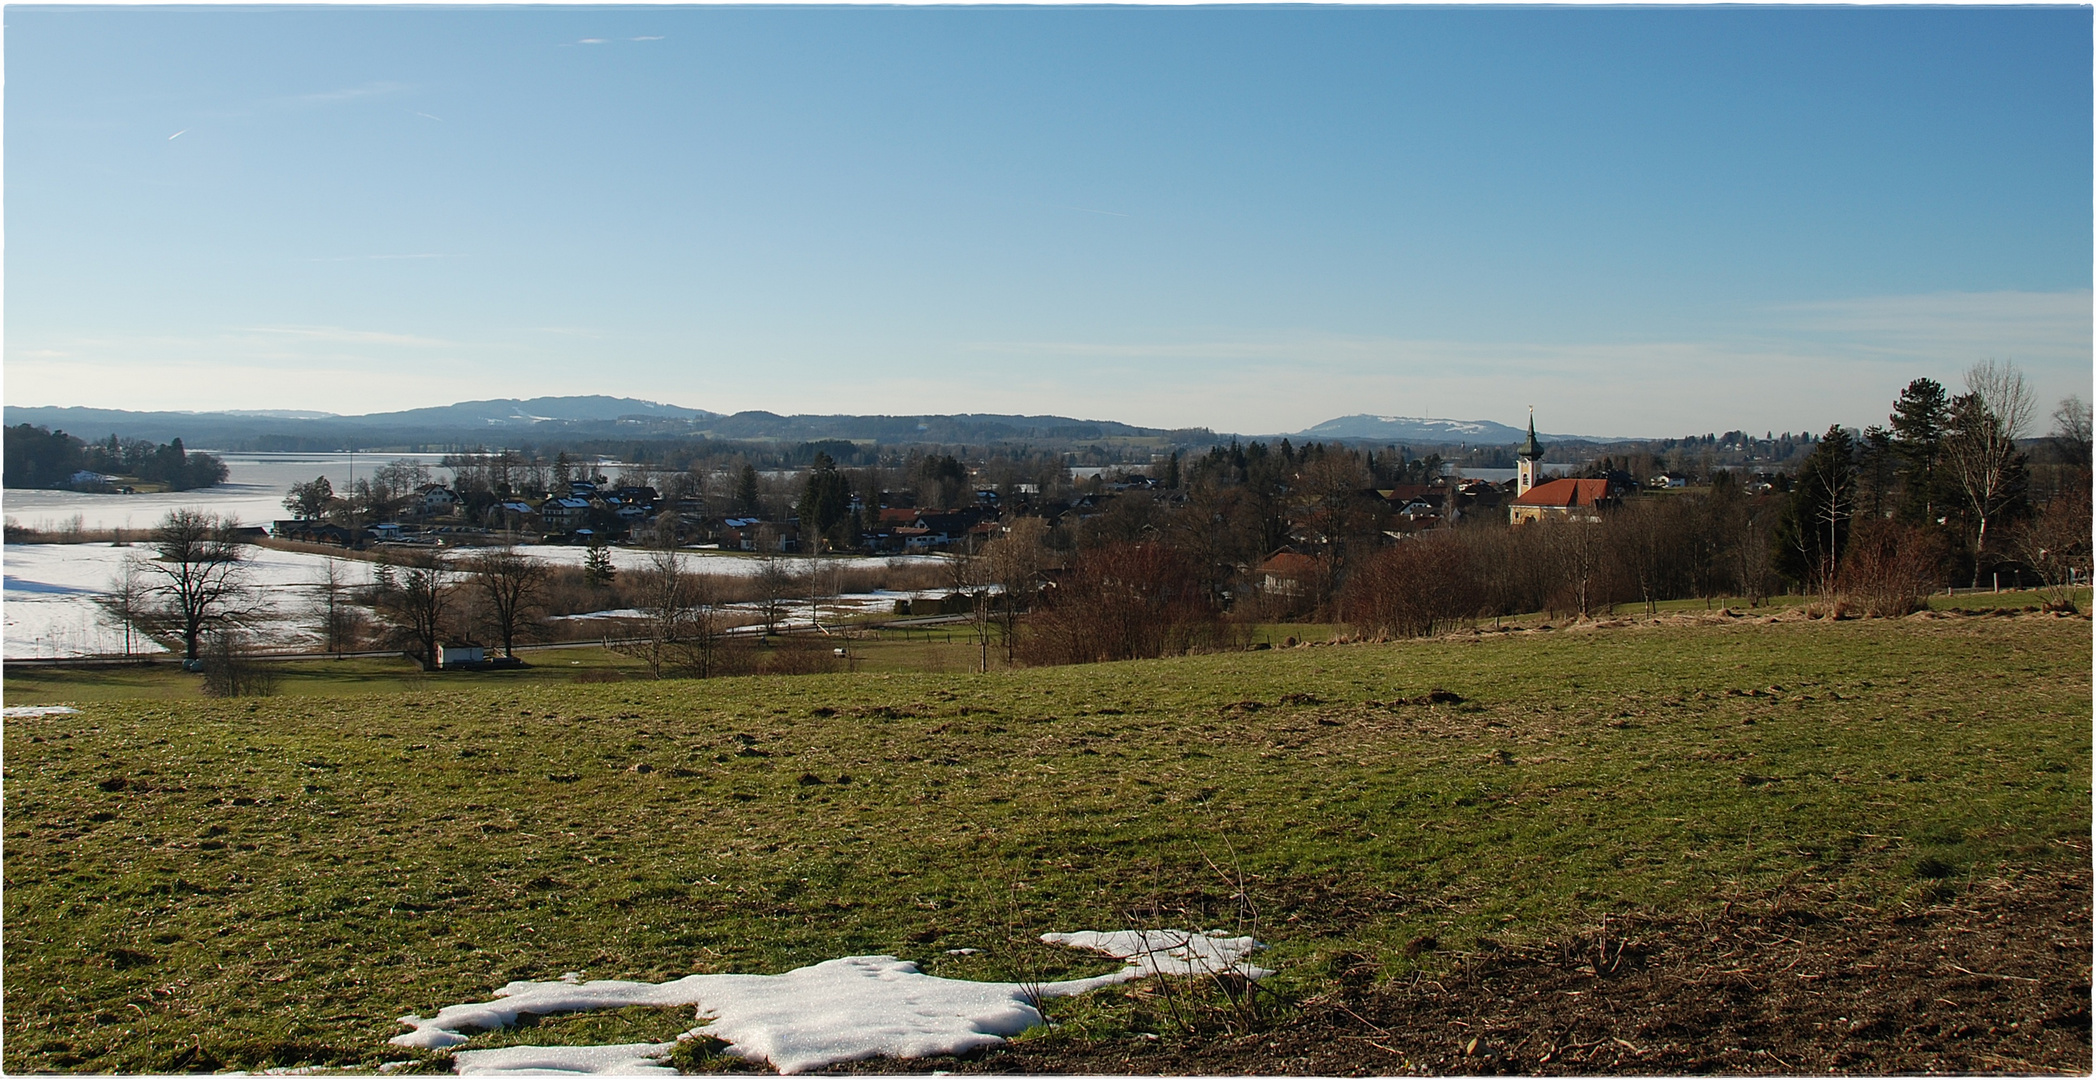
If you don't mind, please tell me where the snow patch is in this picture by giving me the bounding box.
[2,705,80,717]
[394,932,1267,1075]
[1042,929,1275,979]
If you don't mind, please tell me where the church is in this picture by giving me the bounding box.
[1507,413,1622,525]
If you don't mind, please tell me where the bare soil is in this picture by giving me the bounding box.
[826,856,2091,1076]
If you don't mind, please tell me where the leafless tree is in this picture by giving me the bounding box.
[1943,360,2036,579]
[140,510,253,661]
[2008,482,2092,612]
[465,548,548,658]
[311,555,363,655]
[985,516,1049,664]
[102,553,151,657]
[375,556,452,670]
[753,529,798,635]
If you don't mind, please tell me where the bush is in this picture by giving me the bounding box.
[1019,542,1225,666]
[199,629,278,698]
[1834,520,1946,618]
[1341,534,1483,638]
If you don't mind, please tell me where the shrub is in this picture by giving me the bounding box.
[1341,534,1484,638]
[1834,520,1946,618]
[1018,542,1223,666]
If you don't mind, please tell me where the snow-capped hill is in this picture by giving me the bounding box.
[1291,414,1530,443]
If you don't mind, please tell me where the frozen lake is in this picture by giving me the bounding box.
[1,541,947,659]
[0,451,454,533]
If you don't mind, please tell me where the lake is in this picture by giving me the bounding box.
[1,452,454,532]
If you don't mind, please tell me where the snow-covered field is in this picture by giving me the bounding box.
[1,542,377,659]
[396,931,1269,1076]
[1,542,951,658]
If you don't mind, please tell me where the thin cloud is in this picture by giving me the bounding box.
[167,129,188,140]
[631,35,665,41]
[294,81,407,106]
[414,112,444,122]
[304,253,465,263]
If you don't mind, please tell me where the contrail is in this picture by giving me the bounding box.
[168,129,188,140]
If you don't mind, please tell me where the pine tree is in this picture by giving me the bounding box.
[583,543,616,588]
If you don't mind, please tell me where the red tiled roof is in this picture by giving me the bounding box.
[1259,551,1319,574]
[1513,478,1614,508]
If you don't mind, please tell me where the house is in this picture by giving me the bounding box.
[1649,474,1688,489]
[540,496,592,532]
[273,519,356,547]
[69,469,116,488]
[436,641,486,669]
[1508,478,1622,525]
[1257,549,1320,597]
[416,485,460,517]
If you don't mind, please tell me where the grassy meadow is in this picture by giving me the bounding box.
[3,610,2089,1072]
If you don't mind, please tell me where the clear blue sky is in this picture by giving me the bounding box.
[6,5,2090,437]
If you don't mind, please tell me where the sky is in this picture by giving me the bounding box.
[4,5,2090,438]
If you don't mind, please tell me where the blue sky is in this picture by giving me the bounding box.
[5,5,2089,437]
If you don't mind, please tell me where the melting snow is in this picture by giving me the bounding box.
[395,931,1267,1076]
[2,705,80,717]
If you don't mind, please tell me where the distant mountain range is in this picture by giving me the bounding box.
[1281,414,1611,444]
[5,397,1617,451]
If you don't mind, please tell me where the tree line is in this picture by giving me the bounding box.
[4,425,227,491]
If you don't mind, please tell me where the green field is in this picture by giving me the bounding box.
[4,612,2089,1073]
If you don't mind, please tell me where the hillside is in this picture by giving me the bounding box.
[4,613,2086,1074]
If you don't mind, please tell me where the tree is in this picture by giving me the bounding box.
[313,556,361,654]
[753,533,798,635]
[375,559,452,671]
[1773,427,1857,593]
[283,475,336,520]
[101,554,150,657]
[1943,361,2034,581]
[1887,378,1951,523]
[984,516,1050,665]
[796,453,853,552]
[141,510,252,662]
[467,549,548,659]
[735,463,762,516]
[583,542,617,588]
[2050,395,2092,479]
[2008,481,2092,612]
[625,545,696,679]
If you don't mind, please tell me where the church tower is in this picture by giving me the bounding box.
[1516,409,1545,496]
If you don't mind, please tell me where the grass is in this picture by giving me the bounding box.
[3,612,2088,1073]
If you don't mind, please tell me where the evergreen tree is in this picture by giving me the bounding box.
[1887,377,1950,523]
[1772,426,1857,591]
[735,463,762,516]
[583,542,617,588]
[796,452,853,552]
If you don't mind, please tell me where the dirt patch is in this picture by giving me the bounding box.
[817,860,2090,1075]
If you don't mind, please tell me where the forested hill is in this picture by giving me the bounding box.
[0,401,1209,452]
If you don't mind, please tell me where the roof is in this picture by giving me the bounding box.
[1516,415,1545,460]
[1512,477,1614,508]
[1259,551,1319,574]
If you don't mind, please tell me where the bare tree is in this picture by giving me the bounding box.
[2052,395,2092,473]
[102,554,151,657]
[985,516,1049,665]
[140,510,252,662]
[1943,360,2035,580]
[465,548,548,658]
[375,557,452,670]
[312,556,362,655]
[2008,482,2092,612]
[753,528,797,635]
[625,545,695,678]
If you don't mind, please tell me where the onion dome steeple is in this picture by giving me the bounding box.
[1517,410,1545,461]
[1515,408,1545,496]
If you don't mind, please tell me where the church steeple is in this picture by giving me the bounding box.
[1516,408,1545,495]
